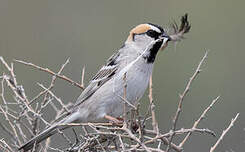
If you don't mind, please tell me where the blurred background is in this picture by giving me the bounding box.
[0,0,244,151]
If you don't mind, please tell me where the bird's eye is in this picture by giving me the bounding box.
[146,30,161,39]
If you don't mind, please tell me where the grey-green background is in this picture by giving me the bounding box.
[0,0,244,151]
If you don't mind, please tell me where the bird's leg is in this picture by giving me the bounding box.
[104,115,124,125]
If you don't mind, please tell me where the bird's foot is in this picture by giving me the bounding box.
[131,121,140,133]
[104,115,124,125]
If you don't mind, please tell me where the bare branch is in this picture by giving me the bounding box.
[37,83,69,112]
[14,59,84,90]
[0,46,239,152]
[0,138,15,152]
[179,96,220,147]
[149,75,159,133]
[81,66,85,88]
[123,73,128,126]
[167,51,208,151]
[210,113,239,152]
[0,105,21,146]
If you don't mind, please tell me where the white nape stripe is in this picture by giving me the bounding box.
[148,24,161,33]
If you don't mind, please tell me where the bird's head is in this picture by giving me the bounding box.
[126,23,170,50]
[124,14,190,63]
[125,23,170,63]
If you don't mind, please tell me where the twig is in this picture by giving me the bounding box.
[58,122,117,127]
[179,96,220,147]
[149,75,159,133]
[0,57,38,116]
[14,59,84,90]
[59,122,182,151]
[0,57,17,86]
[57,129,72,146]
[122,126,151,152]
[123,73,127,126]
[118,135,125,151]
[3,74,38,118]
[131,137,182,152]
[0,105,20,146]
[0,122,14,140]
[30,58,71,105]
[210,113,239,152]
[37,83,69,112]
[146,128,215,139]
[51,58,70,87]
[0,138,15,152]
[1,43,238,152]
[117,95,137,110]
[16,123,28,142]
[48,147,63,152]
[0,77,7,105]
[81,66,85,88]
[34,59,71,149]
[166,51,208,152]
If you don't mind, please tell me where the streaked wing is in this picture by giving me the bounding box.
[91,65,117,82]
[74,51,120,106]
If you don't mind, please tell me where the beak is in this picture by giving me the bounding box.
[161,32,171,41]
[160,33,171,50]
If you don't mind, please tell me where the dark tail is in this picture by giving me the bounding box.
[18,112,80,151]
[18,124,65,151]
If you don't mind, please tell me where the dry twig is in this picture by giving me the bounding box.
[179,96,220,147]
[166,51,208,151]
[14,59,84,90]
[210,113,239,152]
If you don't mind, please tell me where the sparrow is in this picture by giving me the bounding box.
[19,14,190,151]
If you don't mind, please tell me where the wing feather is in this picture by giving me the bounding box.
[74,51,121,106]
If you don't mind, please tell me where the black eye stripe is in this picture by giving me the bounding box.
[146,29,161,39]
[133,28,162,41]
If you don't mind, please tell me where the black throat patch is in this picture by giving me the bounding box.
[144,40,163,63]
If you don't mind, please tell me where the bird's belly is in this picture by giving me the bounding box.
[104,63,153,117]
[82,63,153,122]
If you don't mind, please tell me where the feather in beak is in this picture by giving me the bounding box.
[160,37,169,50]
[160,13,191,51]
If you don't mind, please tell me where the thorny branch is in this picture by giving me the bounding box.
[166,51,208,152]
[0,49,241,152]
[0,51,239,152]
[14,59,84,90]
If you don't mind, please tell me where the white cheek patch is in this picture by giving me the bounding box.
[148,25,161,33]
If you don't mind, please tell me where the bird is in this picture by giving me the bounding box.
[19,14,190,151]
